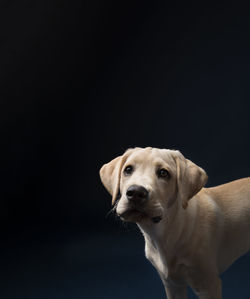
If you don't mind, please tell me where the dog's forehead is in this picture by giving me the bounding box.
[126,147,175,166]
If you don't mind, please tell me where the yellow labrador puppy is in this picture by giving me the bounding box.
[99,147,250,299]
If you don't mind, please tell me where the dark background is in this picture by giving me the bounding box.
[1,1,250,298]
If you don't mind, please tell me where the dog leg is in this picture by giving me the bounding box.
[163,278,187,299]
[187,271,222,299]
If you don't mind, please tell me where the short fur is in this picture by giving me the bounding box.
[100,147,250,299]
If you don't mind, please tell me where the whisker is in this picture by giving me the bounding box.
[105,201,119,219]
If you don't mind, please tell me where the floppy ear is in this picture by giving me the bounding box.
[172,151,208,209]
[99,148,141,205]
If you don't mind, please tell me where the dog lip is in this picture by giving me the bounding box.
[118,209,143,218]
[118,209,162,223]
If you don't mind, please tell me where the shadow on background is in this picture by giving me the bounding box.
[1,1,250,298]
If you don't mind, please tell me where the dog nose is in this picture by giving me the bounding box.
[126,185,148,204]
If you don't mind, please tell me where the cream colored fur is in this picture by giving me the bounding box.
[100,147,250,299]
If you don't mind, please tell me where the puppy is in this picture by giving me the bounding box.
[99,147,250,299]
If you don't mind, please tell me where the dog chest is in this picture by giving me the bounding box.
[145,240,169,278]
[145,238,189,283]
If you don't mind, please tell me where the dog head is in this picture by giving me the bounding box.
[100,147,207,223]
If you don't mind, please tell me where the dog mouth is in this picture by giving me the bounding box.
[118,209,144,219]
[118,209,162,223]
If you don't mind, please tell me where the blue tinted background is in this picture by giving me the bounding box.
[1,1,250,298]
[3,230,250,298]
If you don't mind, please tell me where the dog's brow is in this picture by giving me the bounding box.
[153,159,168,167]
[126,155,146,165]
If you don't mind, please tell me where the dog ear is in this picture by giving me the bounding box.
[99,148,141,205]
[172,151,208,209]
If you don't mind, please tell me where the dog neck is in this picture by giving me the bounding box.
[138,196,184,241]
[137,196,195,275]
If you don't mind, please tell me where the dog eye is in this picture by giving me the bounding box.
[124,165,133,175]
[157,168,170,179]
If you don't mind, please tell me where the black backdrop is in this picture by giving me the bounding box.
[2,1,250,298]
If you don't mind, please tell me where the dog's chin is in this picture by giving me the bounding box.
[118,209,162,224]
[118,209,145,222]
